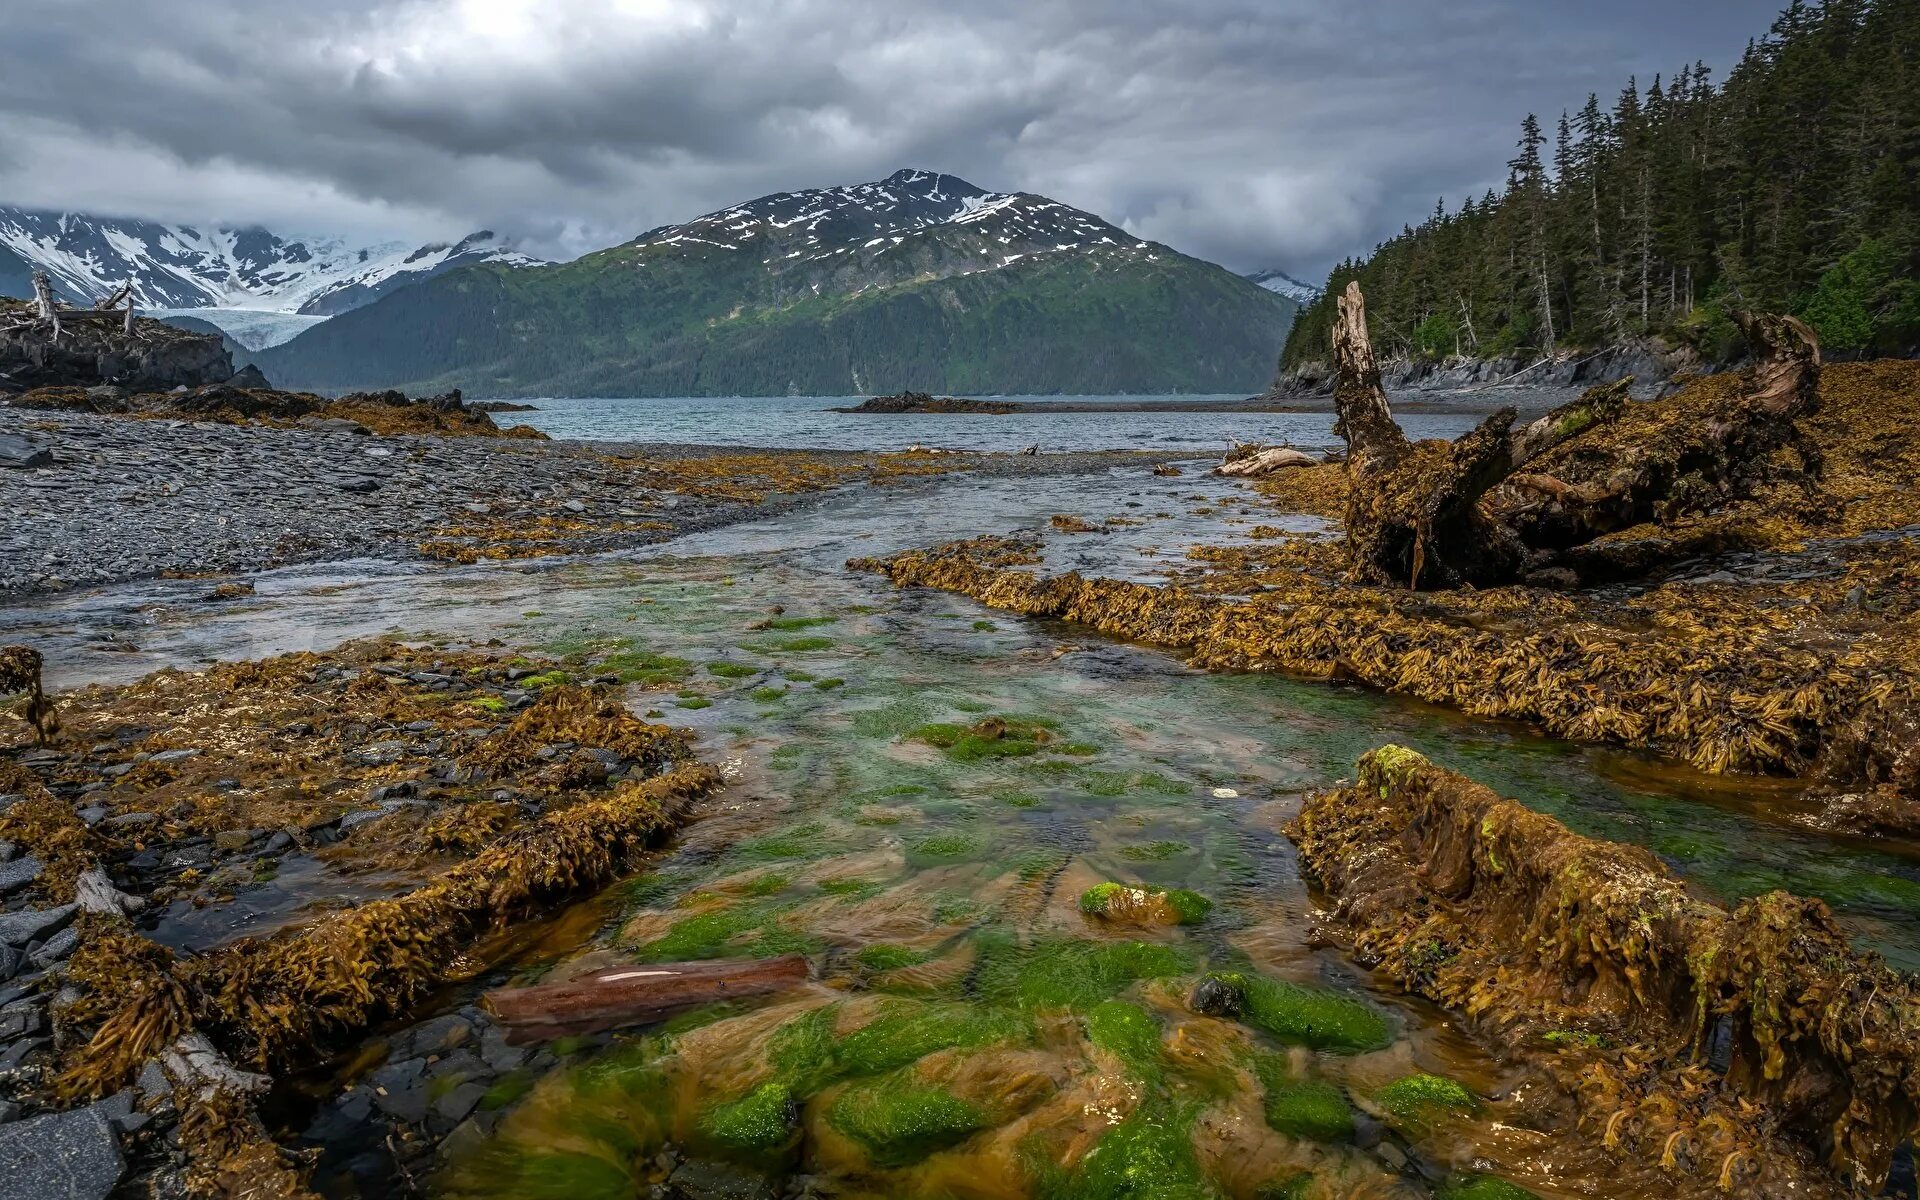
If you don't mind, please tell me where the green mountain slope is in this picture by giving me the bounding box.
[256,170,1294,397]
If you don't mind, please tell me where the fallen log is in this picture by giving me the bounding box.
[483,953,811,1044]
[1215,445,1318,478]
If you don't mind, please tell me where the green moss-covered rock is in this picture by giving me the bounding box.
[828,1079,989,1167]
[698,1082,797,1153]
[1375,1073,1479,1124]
[1261,1078,1354,1142]
[1036,1105,1211,1200]
[1197,972,1391,1053]
[1078,882,1212,927]
[1084,1000,1164,1080]
[1255,1174,1315,1200]
[975,936,1195,1012]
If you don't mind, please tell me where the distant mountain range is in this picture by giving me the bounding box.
[1243,268,1322,307]
[253,170,1297,397]
[0,209,541,348]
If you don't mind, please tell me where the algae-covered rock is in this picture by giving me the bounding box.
[1435,1174,1539,1200]
[1078,881,1212,927]
[1190,971,1390,1053]
[1251,1056,1355,1143]
[699,1082,798,1154]
[827,1078,989,1167]
[1373,1073,1478,1126]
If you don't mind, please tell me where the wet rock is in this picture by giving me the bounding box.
[0,856,43,897]
[27,927,79,970]
[0,945,17,982]
[0,433,52,470]
[392,1014,474,1060]
[0,904,75,948]
[147,748,201,764]
[1188,974,1244,1017]
[668,1159,777,1200]
[0,1000,43,1040]
[431,1081,488,1129]
[368,1058,430,1124]
[213,829,255,852]
[0,1104,124,1200]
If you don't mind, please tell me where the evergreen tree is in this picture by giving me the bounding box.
[1281,0,1920,372]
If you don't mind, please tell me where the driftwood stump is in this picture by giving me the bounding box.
[1325,282,1823,589]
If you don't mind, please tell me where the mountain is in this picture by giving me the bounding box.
[1244,268,1322,307]
[0,208,543,346]
[255,169,1297,397]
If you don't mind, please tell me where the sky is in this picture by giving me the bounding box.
[0,0,1790,279]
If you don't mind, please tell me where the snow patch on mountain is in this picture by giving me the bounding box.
[0,207,542,320]
[1244,268,1322,306]
[147,308,332,351]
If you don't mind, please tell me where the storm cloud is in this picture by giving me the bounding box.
[1,0,1785,276]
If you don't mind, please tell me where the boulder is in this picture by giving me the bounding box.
[0,1104,124,1200]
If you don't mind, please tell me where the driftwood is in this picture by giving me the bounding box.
[483,953,811,1044]
[1325,281,1822,588]
[31,270,60,338]
[1216,445,1319,478]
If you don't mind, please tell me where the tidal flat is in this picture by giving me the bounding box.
[3,363,1919,1200]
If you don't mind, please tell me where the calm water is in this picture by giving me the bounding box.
[504,394,1491,453]
[9,465,1916,1198]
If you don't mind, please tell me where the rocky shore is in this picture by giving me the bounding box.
[1273,339,1697,399]
[0,405,1188,597]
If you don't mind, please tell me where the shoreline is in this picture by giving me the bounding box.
[0,407,1200,598]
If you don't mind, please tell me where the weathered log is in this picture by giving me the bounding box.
[483,953,811,1044]
[1215,446,1318,477]
[31,271,59,338]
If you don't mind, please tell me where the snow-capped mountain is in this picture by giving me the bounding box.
[624,168,1149,290]
[257,168,1297,398]
[1244,268,1322,307]
[0,207,542,326]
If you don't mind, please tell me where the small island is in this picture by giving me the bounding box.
[829,391,1022,414]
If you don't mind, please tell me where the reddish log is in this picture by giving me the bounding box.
[482,953,811,1043]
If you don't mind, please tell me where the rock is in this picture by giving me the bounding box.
[0,904,76,948]
[0,945,17,982]
[667,1159,777,1200]
[1187,975,1244,1018]
[432,1081,488,1128]
[0,434,53,470]
[0,1104,124,1200]
[562,499,587,513]
[368,1057,430,1124]
[212,830,255,852]
[228,364,273,389]
[0,1001,43,1040]
[28,927,80,969]
[100,813,158,831]
[0,856,43,897]
[147,748,201,764]
[392,1013,474,1060]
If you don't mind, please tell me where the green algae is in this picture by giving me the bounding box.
[766,1001,1029,1096]
[479,1070,535,1111]
[995,789,1044,809]
[814,678,847,690]
[706,661,758,679]
[828,1077,990,1167]
[750,685,790,703]
[1033,1105,1209,1200]
[1256,1174,1315,1200]
[699,1081,798,1153]
[851,699,939,738]
[1436,1175,1539,1200]
[909,832,985,863]
[1013,849,1070,880]
[1375,1073,1479,1125]
[734,823,828,861]
[634,903,820,962]
[1120,840,1191,862]
[1079,882,1213,926]
[592,648,691,686]
[856,943,933,971]
[1202,972,1391,1053]
[764,616,836,631]
[1252,1058,1354,1142]
[1084,1000,1164,1081]
[501,1150,634,1200]
[911,717,1055,763]
[975,935,1194,1012]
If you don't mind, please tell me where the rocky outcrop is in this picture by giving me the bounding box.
[1273,339,1700,398]
[0,299,234,394]
[831,392,1021,414]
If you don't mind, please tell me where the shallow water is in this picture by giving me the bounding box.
[8,463,1916,1199]
[504,394,1494,453]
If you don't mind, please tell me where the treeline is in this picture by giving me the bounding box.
[1281,0,1920,372]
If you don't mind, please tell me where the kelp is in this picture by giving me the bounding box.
[62,759,721,1088]
[856,535,1916,780]
[1287,745,1920,1193]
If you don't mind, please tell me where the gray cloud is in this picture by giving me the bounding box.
[1,0,1786,276]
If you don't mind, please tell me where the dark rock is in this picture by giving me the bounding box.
[228,364,272,390]
[27,927,79,969]
[0,1000,43,1040]
[0,904,76,948]
[431,1082,488,1129]
[0,1103,124,1200]
[1188,975,1244,1018]
[0,856,43,897]
[393,1014,474,1060]
[667,1159,777,1200]
[0,434,52,470]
